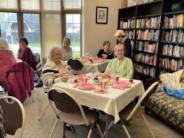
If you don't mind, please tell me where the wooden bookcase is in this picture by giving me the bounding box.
[118,0,184,78]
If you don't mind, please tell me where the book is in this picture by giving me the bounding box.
[134,53,157,65]
[136,16,160,28]
[136,30,159,40]
[159,58,183,71]
[162,45,184,57]
[162,30,184,42]
[134,63,156,77]
[164,14,184,28]
[134,41,158,53]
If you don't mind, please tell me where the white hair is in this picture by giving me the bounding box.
[0,38,9,50]
[48,46,61,60]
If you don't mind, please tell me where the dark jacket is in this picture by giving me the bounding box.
[124,38,132,58]
[97,49,114,59]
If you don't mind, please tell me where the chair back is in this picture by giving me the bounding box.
[48,89,89,125]
[126,81,158,121]
[0,96,25,135]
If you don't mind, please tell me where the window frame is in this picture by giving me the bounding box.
[0,0,82,57]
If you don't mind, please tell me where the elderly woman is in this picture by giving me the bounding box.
[42,47,71,91]
[18,37,36,70]
[61,37,73,61]
[97,40,114,59]
[105,44,133,79]
[0,38,15,81]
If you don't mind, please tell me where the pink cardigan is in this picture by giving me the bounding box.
[0,50,15,80]
[3,62,35,102]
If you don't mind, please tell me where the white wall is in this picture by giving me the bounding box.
[82,0,126,56]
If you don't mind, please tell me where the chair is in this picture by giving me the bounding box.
[103,81,159,138]
[48,88,103,138]
[0,96,25,138]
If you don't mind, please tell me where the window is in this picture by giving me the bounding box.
[66,14,81,58]
[21,0,40,11]
[42,14,62,57]
[43,0,61,11]
[0,12,19,56]
[64,0,81,9]
[0,0,18,9]
[23,14,41,54]
[0,0,82,59]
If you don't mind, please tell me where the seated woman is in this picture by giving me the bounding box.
[97,40,114,59]
[0,38,15,81]
[105,44,133,79]
[61,37,73,61]
[42,47,71,91]
[18,37,36,70]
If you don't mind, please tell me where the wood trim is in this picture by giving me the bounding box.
[61,0,65,42]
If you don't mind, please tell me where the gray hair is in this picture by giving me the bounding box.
[0,38,9,50]
[48,46,61,60]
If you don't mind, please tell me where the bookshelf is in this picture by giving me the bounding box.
[118,0,184,78]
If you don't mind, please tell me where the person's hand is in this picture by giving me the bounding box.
[61,76,69,82]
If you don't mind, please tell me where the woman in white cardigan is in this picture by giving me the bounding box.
[42,47,71,91]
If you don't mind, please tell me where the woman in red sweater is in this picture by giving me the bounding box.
[18,37,36,70]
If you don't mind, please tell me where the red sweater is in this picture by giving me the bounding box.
[18,47,36,70]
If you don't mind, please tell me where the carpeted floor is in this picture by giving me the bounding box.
[7,88,183,138]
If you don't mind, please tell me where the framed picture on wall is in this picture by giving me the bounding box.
[96,6,108,24]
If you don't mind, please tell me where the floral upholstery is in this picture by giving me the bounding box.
[146,87,184,132]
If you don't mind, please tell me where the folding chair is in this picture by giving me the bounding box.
[0,96,25,138]
[48,88,103,138]
[103,81,158,138]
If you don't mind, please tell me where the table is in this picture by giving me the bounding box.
[52,78,145,123]
[79,56,109,73]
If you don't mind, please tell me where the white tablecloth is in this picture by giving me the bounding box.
[83,61,109,73]
[52,80,145,123]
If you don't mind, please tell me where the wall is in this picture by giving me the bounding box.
[82,0,126,56]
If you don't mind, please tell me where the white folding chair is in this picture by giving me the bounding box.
[0,96,26,138]
[103,81,158,138]
[48,88,103,138]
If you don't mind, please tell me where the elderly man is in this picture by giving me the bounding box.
[105,44,133,79]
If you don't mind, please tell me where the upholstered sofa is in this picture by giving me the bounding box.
[145,74,184,134]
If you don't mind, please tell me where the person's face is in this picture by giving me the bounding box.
[114,45,124,59]
[116,36,124,42]
[104,43,110,52]
[63,38,70,47]
[19,41,27,49]
[51,49,62,64]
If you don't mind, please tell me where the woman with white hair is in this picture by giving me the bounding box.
[42,47,71,91]
[0,38,9,50]
[0,38,15,81]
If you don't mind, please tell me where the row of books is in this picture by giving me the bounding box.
[134,53,157,66]
[159,58,183,71]
[134,41,158,53]
[125,30,135,39]
[119,19,135,29]
[134,64,156,77]
[162,30,184,42]
[136,30,159,40]
[164,14,184,28]
[162,45,184,57]
[136,17,160,28]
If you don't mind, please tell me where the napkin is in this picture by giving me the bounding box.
[112,80,131,90]
[74,82,95,90]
